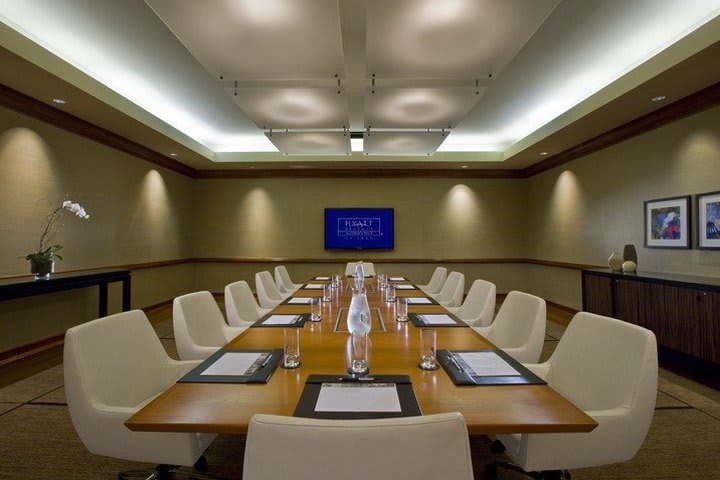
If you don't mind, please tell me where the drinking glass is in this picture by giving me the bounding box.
[332,274,341,289]
[350,333,369,374]
[283,328,301,369]
[385,284,396,303]
[419,329,437,370]
[322,283,333,302]
[310,297,322,321]
[395,297,408,322]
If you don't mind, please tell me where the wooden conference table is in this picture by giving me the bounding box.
[126,277,597,435]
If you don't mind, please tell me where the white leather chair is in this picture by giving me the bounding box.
[243,412,473,480]
[417,266,447,295]
[431,271,465,307]
[224,280,271,327]
[446,279,496,327]
[255,271,289,308]
[64,310,217,479]
[489,312,658,479]
[274,265,302,294]
[472,291,545,363]
[173,291,246,361]
[345,261,376,277]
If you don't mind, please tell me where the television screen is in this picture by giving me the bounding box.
[324,208,394,250]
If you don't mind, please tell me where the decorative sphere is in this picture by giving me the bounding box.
[622,260,637,273]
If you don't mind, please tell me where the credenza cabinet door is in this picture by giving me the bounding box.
[705,292,720,364]
[661,286,703,356]
[614,279,664,338]
[583,274,613,317]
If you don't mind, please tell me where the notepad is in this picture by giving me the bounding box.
[261,315,301,325]
[304,284,324,289]
[315,276,331,280]
[394,285,415,290]
[315,383,402,412]
[417,314,456,325]
[389,277,405,281]
[405,297,432,304]
[287,297,313,304]
[201,352,263,376]
[457,351,521,376]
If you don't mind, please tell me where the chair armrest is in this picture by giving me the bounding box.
[164,358,202,383]
[472,326,492,338]
[522,362,551,380]
[223,325,247,342]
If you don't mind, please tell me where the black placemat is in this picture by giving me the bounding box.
[252,312,311,327]
[437,349,546,386]
[293,374,422,419]
[409,312,468,327]
[178,348,283,384]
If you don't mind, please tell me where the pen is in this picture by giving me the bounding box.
[260,355,272,368]
[449,353,464,373]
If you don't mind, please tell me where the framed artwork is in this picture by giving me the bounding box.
[697,191,720,250]
[644,195,691,249]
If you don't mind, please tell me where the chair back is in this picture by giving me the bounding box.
[489,291,545,362]
[425,266,448,293]
[255,271,284,307]
[456,279,496,327]
[243,413,473,480]
[173,291,227,359]
[548,312,658,414]
[274,265,296,294]
[436,271,465,307]
[225,280,264,326]
[64,311,170,437]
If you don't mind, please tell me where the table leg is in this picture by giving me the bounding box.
[99,282,108,317]
[122,276,132,311]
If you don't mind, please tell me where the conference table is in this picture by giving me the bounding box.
[126,276,597,435]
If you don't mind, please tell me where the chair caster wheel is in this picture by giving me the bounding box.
[491,439,506,453]
[194,455,208,472]
[485,463,498,480]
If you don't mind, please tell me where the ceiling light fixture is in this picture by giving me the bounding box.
[52,98,66,104]
[350,132,364,152]
[651,95,666,102]
[169,153,177,156]
[461,165,468,168]
[540,151,548,156]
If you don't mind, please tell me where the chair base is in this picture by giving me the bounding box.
[486,461,571,480]
[118,458,222,480]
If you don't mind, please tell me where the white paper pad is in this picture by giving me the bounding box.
[287,297,313,304]
[457,351,521,376]
[304,284,324,289]
[418,314,457,325]
[405,297,432,304]
[201,352,263,376]
[315,383,402,412]
[261,314,301,325]
[389,277,405,281]
[394,285,415,290]
[315,276,331,280]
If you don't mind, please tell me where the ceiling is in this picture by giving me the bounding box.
[0,0,719,170]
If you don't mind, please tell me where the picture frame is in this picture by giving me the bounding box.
[697,190,720,250]
[644,195,691,249]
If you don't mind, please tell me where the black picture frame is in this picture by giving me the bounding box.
[697,190,720,250]
[643,195,691,249]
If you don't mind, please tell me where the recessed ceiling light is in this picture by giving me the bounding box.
[52,98,66,104]
[540,152,548,156]
[169,153,177,156]
[651,95,666,102]
[461,165,468,168]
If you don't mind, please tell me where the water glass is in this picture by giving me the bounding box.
[332,274,341,289]
[419,329,437,370]
[385,284,396,303]
[310,297,322,321]
[322,283,333,302]
[283,328,301,369]
[395,297,408,322]
[350,333,369,374]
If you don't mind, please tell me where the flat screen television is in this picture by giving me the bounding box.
[324,208,394,250]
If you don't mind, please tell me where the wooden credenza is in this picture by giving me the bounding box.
[582,269,720,364]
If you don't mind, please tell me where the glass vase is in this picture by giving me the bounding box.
[30,259,54,280]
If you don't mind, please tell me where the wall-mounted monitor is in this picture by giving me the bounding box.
[324,208,394,250]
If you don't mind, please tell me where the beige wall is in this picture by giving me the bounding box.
[524,105,720,308]
[0,106,195,351]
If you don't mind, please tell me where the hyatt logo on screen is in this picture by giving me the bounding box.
[337,217,383,240]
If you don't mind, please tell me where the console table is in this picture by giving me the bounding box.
[0,269,131,317]
[582,269,720,364]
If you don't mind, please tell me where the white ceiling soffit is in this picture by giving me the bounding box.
[365,132,448,156]
[266,131,350,156]
[145,0,344,79]
[230,87,349,130]
[366,0,561,79]
[365,86,485,129]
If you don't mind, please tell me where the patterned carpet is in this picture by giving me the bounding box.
[0,316,718,480]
